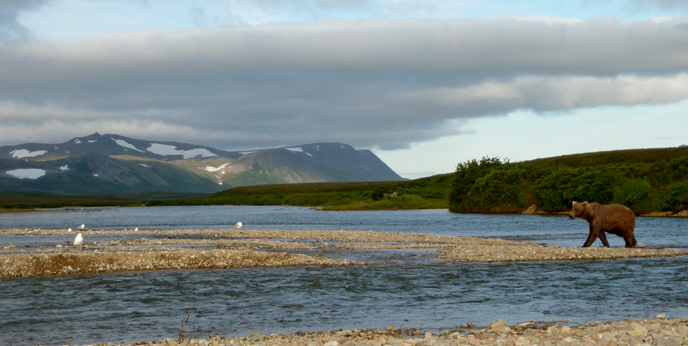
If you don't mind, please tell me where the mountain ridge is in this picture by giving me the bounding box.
[0,133,403,195]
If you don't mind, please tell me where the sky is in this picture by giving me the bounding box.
[1,1,688,178]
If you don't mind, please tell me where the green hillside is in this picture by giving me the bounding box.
[450,147,688,214]
[527,146,688,167]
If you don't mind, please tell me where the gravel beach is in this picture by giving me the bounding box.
[73,314,688,346]
[1,228,687,278]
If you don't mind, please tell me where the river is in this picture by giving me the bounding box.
[1,206,687,345]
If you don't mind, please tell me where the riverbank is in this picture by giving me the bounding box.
[2,229,687,278]
[75,313,688,346]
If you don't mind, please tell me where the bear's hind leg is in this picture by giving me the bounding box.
[624,234,637,248]
[582,233,598,247]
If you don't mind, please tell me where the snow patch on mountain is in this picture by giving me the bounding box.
[147,143,217,159]
[6,168,46,179]
[10,149,48,159]
[204,163,230,172]
[112,138,143,152]
[285,147,303,153]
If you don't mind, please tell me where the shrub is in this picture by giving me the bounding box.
[659,181,688,211]
[614,179,651,210]
[371,185,388,201]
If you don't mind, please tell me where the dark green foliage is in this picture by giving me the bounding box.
[371,185,388,201]
[659,181,688,212]
[615,179,651,211]
[533,166,615,211]
[450,153,688,214]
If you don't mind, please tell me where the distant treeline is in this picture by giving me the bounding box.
[146,177,453,210]
[0,192,206,211]
[449,156,688,214]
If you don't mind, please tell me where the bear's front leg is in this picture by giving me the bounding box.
[597,231,611,247]
[582,224,599,247]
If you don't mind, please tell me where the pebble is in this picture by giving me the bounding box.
[2,228,687,278]
[69,315,688,346]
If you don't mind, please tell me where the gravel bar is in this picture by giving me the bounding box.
[76,313,688,346]
[1,229,687,278]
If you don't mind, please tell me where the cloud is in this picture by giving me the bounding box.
[628,0,688,10]
[252,0,374,10]
[1,16,688,149]
[0,0,48,39]
[382,0,472,17]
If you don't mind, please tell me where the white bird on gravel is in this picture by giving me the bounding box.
[78,224,85,230]
[234,222,243,229]
[134,227,138,232]
[74,233,84,251]
[68,228,73,232]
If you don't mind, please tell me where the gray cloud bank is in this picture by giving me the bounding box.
[2,16,688,149]
[629,0,688,9]
[0,0,46,39]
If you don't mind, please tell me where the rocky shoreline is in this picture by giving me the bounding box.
[2,228,687,278]
[75,314,688,346]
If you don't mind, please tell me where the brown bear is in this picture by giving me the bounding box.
[569,201,637,248]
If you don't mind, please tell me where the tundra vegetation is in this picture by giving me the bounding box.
[449,149,688,214]
[146,177,452,210]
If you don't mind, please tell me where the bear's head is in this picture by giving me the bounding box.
[570,201,588,219]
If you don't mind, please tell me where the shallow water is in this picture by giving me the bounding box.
[1,207,688,345]
[2,258,688,346]
[2,206,688,249]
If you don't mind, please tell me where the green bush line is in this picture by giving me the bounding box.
[144,176,452,210]
[449,155,688,214]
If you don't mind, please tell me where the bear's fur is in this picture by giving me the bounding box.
[570,201,637,248]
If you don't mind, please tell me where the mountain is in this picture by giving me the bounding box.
[0,133,403,195]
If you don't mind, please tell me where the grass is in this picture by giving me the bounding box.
[323,196,447,211]
[0,177,451,211]
[0,191,208,211]
[145,175,452,210]
[527,146,688,167]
